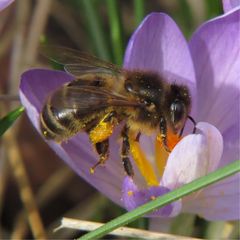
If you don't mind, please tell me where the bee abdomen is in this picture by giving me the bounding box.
[40,104,76,141]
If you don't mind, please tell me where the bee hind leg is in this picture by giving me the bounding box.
[90,139,109,174]
[121,125,134,177]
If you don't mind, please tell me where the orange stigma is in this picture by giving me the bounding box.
[155,129,183,178]
[157,128,183,151]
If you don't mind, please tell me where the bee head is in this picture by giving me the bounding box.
[167,84,191,133]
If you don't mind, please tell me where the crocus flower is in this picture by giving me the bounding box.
[0,0,14,11]
[223,0,240,12]
[19,4,240,220]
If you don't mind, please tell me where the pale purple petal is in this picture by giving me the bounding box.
[162,122,223,189]
[183,173,240,220]
[0,0,14,11]
[121,177,182,217]
[19,69,126,206]
[124,13,197,115]
[189,9,240,166]
[20,69,74,114]
[19,7,240,222]
[138,134,157,171]
[222,0,240,12]
[220,126,240,167]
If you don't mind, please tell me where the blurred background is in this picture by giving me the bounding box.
[0,0,239,239]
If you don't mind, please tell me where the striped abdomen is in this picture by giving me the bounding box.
[40,104,82,142]
[40,101,107,143]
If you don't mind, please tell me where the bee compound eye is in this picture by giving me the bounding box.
[125,82,134,92]
[143,100,151,106]
[170,101,184,123]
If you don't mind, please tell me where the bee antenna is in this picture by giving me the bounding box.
[188,115,196,134]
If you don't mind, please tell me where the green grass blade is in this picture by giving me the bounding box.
[0,106,24,136]
[106,0,124,65]
[79,160,240,239]
[134,0,145,26]
[79,0,111,60]
[178,0,194,37]
[205,0,222,19]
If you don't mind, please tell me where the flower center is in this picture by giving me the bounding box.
[129,130,182,186]
[129,137,159,186]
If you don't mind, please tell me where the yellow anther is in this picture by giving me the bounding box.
[129,134,159,186]
[150,195,156,200]
[128,191,133,196]
[90,167,95,174]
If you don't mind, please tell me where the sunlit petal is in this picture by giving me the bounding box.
[162,122,223,189]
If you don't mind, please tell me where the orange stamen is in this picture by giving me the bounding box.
[166,130,183,151]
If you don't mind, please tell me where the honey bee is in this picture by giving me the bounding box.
[40,46,196,176]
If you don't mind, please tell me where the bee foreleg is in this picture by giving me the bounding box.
[188,115,197,134]
[179,116,197,137]
[159,116,170,152]
[178,125,185,138]
[121,125,134,177]
[90,139,109,174]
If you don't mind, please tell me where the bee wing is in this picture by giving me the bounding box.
[40,45,122,78]
[63,64,119,79]
[50,86,141,112]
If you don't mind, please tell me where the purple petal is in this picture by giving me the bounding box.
[19,69,126,206]
[19,69,74,131]
[162,122,223,189]
[220,124,240,167]
[0,0,14,11]
[183,173,240,220]
[20,69,74,113]
[222,0,240,12]
[124,13,197,115]
[189,9,240,166]
[121,177,182,217]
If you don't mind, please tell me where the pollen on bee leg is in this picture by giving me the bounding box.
[89,114,116,144]
[89,155,107,175]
